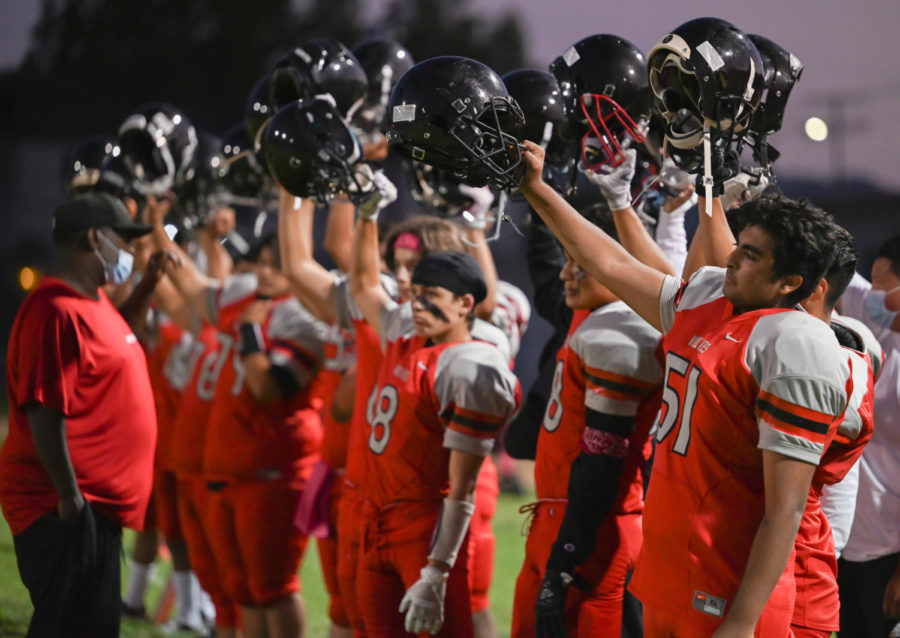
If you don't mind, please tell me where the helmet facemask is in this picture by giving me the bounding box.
[443,94,526,191]
[578,93,648,172]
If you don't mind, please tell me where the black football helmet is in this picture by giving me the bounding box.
[647,18,764,168]
[550,34,650,172]
[245,75,276,149]
[351,39,415,137]
[118,102,198,196]
[221,123,273,201]
[263,95,367,204]
[745,34,802,172]
[387,56,525,190]
[63,136,119,193]
[502,68,578,195]
[269,38,368,121]
[404,161,476,218]
[173,131,229,230]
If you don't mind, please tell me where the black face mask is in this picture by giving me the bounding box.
[414,295,450,323]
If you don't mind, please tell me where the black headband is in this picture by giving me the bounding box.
[411,250,487,303]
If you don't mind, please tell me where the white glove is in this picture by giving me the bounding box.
[356,168,398,221]
[399,565,448,635]
[583,148,637,211]
[457,184,495,230]
[720,171,769,211]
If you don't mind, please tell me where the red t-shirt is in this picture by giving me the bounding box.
[0,277,157,534]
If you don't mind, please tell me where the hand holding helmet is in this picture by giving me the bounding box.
[583,147,637,211]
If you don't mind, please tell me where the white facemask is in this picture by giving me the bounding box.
[93,230,134,286]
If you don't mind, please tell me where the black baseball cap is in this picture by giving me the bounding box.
[52,191,152,240]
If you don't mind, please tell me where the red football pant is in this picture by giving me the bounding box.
[317,478,349,628]
[356,500,473,638]
[177,476,240,627]
[640,562,796,638]
[336,487,370,637]
[205,481,308,607]
[154,468,184,544]
[469,456,499,613]
[512,501,642,637]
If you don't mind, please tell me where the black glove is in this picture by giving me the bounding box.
[535,568,571,638]
[694,146,740,197]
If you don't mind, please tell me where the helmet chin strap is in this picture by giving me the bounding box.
[702,123,713,216]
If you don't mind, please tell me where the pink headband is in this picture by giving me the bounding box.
[393,232,422,253]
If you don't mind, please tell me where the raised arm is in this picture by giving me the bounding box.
[145,197,217,323]
[682,195,736,280]
[519,141,667,332]
[324,197,356,273]
[457,185,499,319]
[349,200,393,339]
[277,188,338,322]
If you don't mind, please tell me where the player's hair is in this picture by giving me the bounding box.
[737,195,838,306]
[876,234,900,278]
[578,200,620,243]
[382,215,464,272]
[247,231,281,268]
[824,225,857,310]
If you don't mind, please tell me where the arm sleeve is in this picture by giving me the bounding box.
[379,300,413,349]
[266,298,328,391]
[334,272,398,331]
[654,195,694,278]
[820,459,860,558]
[13,303,80,415]
[526,211,572,333]
[434,343,521,457]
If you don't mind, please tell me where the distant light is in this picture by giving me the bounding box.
[805,117,828,142]
[18,266,39,291]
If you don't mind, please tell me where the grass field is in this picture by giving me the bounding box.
[0,491,533,637]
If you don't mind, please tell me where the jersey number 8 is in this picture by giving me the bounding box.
[368,384,399,454]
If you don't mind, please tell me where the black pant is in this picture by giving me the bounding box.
[838,552,900,638]
[13,504,122,638]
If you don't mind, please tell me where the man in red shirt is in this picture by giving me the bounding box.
[0,192,162,637]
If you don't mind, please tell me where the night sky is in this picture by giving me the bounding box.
[3,0,900,189]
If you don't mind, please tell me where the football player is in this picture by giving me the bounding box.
[349,185,520,636]
[519,138,852,636]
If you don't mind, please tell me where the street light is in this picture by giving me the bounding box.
[805,117,829,142]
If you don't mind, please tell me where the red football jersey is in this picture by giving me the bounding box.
[202,273,327,487]
[0,278,156,533]
[793,316,879,631]
[170,323,220,477]
[629,268,852,627]
[318,320,356,470]
[534,302,663,513]
[359,303,521,509]
[145,314,187,470]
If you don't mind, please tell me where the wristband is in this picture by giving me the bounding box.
[427,498,476,567]
[237,322,265,356]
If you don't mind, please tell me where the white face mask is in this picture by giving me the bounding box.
[864,283,900,331]
[93,229,134,286]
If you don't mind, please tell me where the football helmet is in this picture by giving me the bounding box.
[117,102,198,196]
[405,161,476,218]
[245,74,276,149]
[647,18,764,160]
[220,123,272,200]
[351,39,415,137]
[502,68,578,195]
[63,136,119,193]
[174,131,229,230]
[263,95,367,204]
[550,34,650,172]
[269,38,368,121]
[746,34,802,171]
[387,56,525,190]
